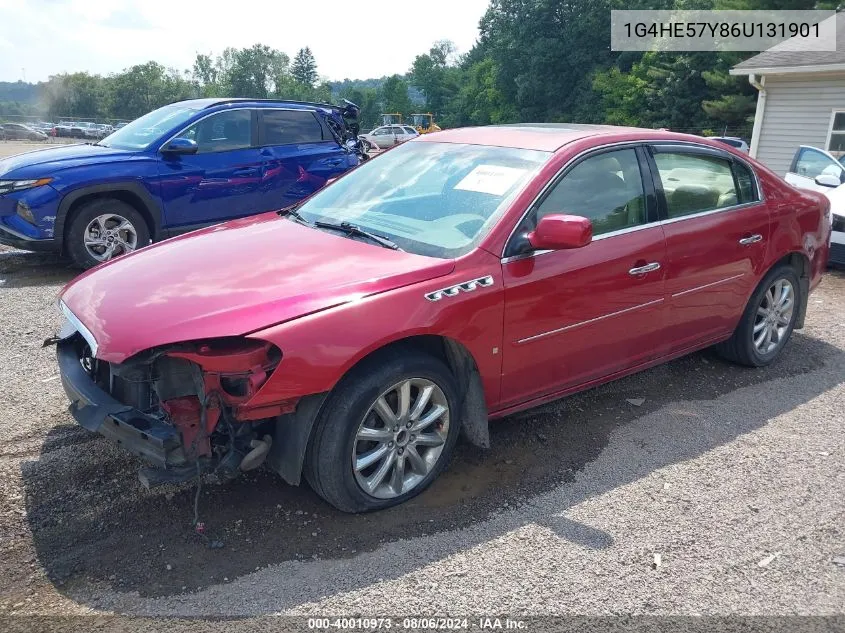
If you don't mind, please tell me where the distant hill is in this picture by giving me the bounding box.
[0,81,39,104]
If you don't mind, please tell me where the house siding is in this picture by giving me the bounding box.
[754,72,845,176]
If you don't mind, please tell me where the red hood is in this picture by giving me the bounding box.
[60,212,454,363]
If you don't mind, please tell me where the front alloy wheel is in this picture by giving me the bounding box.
[84,213,138,262]
[304,350,460,512]
[352,378,450,499]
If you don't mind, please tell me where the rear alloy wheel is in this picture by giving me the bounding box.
[752,278,795,356]
[305,350,460,512]
[66,198,150,269]
[716,264,801,367]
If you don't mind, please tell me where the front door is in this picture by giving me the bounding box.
[647,144,771,350]
[158,109,264,230]
[500,146,668,408]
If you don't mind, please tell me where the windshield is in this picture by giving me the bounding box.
[99,104,199,150]
[296,141,550,258]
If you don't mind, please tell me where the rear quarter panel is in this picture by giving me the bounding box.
[758,168,830,290]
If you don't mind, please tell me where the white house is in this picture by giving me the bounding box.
[730,13,845,175]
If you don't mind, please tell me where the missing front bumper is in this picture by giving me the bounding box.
[57,336,184,468]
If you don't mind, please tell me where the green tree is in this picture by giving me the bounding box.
[452,59,515,126]
[410,40,462,118]
[41,72,108,119]
[380,75,413,118]
[291,47,319,87]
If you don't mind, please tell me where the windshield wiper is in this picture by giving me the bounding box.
[278,204,311,226]
[314,220,403,251]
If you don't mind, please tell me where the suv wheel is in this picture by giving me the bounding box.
[66,198,150,269]
[305,349,461,513]
[716,264,801,367]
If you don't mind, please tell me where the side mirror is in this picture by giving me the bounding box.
[527,214,592,250]
[815,173,841,188]
[162,137,198,155]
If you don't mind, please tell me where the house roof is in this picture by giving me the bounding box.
[731,12,845,75]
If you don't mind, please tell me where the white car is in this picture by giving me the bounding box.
[360,125,419,149]
[785,145,845,266]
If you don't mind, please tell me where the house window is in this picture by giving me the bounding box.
[828,111,845,157]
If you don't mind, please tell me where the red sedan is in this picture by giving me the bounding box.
[55,124,831,512]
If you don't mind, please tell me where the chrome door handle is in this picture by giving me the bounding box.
[739,234,763,245]
[628,262,661,276]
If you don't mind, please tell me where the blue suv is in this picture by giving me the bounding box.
[0,98,361,267]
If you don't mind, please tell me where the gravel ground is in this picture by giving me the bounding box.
[0,242,843,624]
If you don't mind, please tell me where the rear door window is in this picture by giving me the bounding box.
[652,152,738,218]
[733,161,759,204]
[260,110,324,145]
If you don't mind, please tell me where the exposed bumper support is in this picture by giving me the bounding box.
[57,337,183,468]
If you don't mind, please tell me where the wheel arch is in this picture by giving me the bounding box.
[266,333,490,487]
[324,334,490,450]
[56,182,163,251]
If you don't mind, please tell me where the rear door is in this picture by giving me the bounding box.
[257,109,352,210]
[500,145,668,408]
[647,143,770,351]
[157,108,265,229]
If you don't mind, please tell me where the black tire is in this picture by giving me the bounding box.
[65,198,150,269]
[304,349,461,513]
[716,264,801,367]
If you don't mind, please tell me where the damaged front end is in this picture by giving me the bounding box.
[57,332,283,488]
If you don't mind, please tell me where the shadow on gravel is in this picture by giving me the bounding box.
[0,249,78,289]
[20,331,845,607]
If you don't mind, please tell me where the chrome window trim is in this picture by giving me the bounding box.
[500,139,765,263]
[159,106,331,152]
[516,298,664,345]
[59,300,99,358]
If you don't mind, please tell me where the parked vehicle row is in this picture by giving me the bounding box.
[52,121,115,139]
[49,124,831,513]
[0,122,48,141]
[0,98,365,267]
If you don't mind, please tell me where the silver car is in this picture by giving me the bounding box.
[361,125,419,149]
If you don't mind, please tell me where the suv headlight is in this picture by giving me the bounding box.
[0,178,53,195]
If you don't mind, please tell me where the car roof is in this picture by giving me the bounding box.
[175,98,336,111]
[416,124,728,152]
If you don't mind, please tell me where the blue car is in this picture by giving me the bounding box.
[0,98,362,267]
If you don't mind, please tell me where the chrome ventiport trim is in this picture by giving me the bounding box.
[671,273,744,298]
[516,298,664,344]
[425,275,494,302]
[59,300,99,358]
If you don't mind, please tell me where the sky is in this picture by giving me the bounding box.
[0,0,490,83]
